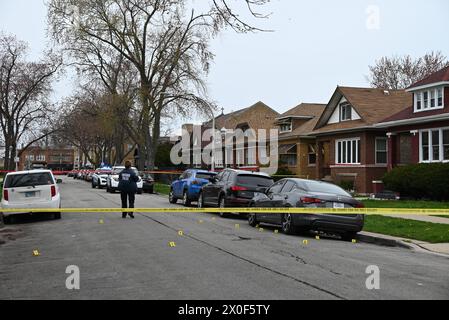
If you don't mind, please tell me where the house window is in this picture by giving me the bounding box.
[36,155,46,162]
[416,93,422,110]
[444,129,449,161]
[336,138,360,164]
[421,131,429,162]
[340,103,352,122]
[279,122,292,133]
[437,88,443,107]
[430,90,436,108]
[375,138,388,164]
[420,128,449,163]
[415,87,444,112]
[423,91,429,109]
[308,144,317,165]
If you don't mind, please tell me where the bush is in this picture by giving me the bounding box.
[383,163,449,201]
[339,180,355,192]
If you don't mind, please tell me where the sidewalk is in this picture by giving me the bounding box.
[359,231,449,257]
[384,214,449,225]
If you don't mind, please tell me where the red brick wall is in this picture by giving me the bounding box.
[317,130,389,194]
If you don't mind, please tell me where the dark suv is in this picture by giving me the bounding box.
[198,169,274,217]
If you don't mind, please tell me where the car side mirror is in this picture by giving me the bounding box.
[56,179,63,184]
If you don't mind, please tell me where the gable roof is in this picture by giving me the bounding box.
[205,101,280,132]
[407,65,449,90]
[313,86,412,134]
[277,103,326,138]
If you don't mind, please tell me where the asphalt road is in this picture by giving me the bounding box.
[1,177,448,300]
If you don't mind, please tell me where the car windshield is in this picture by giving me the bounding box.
[196,173,216,180]
[236,175,274,187]
[4,172,55,188]
[303,180,350,196]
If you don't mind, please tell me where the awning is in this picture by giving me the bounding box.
[279,144,297,155]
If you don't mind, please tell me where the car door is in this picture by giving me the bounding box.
[272,180,297,224]
[260,180,286,223]
[173,172,187,198]
[211,171,230,206]
[203,171,223,205]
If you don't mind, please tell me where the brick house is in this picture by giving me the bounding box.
[275,103,326,179]
[184,101,280,170]
[312,86,411,194]
[19,146,75,171]
[376,66,449,168]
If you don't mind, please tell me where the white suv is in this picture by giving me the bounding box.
[1,170,62,220]
[106,166,143,194]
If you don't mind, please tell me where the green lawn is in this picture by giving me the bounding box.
[364,215,449,244]
[362,200,449,220]
[154,183,171,196]
[362,200,449,209]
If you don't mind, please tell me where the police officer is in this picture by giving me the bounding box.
[118,161,139,219]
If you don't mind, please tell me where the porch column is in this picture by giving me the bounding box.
[387,133,397,171]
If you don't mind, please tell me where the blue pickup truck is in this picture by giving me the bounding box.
[169,169,217,207]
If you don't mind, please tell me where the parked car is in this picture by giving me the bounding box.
[248,178,365,240]
[1,170,62,222]
[67,170,77,178]
[86,172,94,182]
[92,169,112,189]
[169,170,218,206]
[106,166,143,194]
[141,172,155,194]
[198,169,274,217]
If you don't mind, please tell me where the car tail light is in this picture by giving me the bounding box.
[3,190,9,201]
[356,203,365,208]
[231,186,248,192]
[301,197,323,204]
[51,185,57,198]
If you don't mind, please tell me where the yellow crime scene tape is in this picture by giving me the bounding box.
[1,207,449,215]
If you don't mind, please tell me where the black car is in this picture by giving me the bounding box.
[141,172,155,194]
[198,169,274,217]
[248,178,364,240]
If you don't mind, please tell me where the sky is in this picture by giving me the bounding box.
[1,0,449,127]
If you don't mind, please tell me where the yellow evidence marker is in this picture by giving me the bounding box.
[259,228,264,232]
[235,224,240,229]
[315,236,320,240]
[99,219,104,224]
[302,240,309,245]
[274,230,279,234]
[169,242,177,248]
[352,239,357,244]
[33,250,40,257]
[178,231,184,236]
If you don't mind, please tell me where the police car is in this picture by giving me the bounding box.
[106,166,143,194]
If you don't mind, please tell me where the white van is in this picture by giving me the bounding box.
[1,170,62,220]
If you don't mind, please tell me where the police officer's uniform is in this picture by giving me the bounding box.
[118,167,139,218]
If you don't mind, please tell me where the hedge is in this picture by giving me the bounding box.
[383,163,449,201]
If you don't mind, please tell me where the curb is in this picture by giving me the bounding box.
[357,232,414,249]
[357,232,449,258]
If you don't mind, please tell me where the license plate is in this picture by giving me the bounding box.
[333,202,345,209]
[25,191,36,198]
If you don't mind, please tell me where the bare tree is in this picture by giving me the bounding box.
[48,0,270,170]
[0,33,62,170]
[368,51,449,90]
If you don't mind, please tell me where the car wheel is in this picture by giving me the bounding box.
[137,189,143,195]
[169,190,177,204]
[341,232,358,242]
[248,212,258,227]
[91,181,96,189]
[281,213,296,235]
[218,196,228,218]
[54,212,62,220]
[182,191,192,207]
